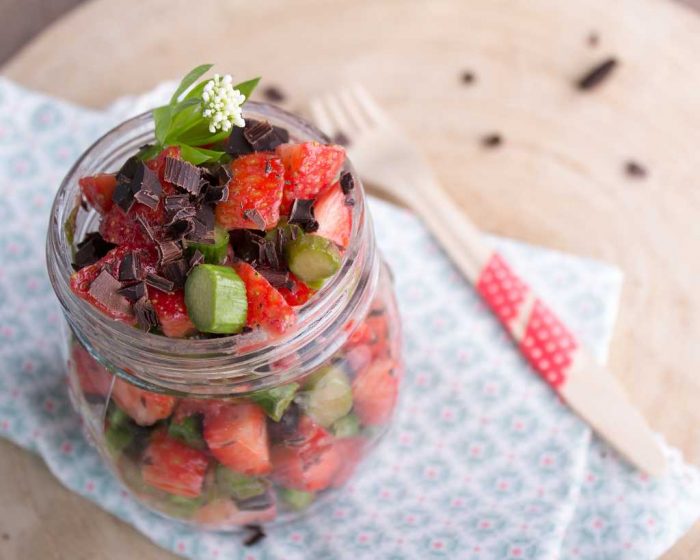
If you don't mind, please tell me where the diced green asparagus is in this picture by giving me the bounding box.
[250,383,299,422]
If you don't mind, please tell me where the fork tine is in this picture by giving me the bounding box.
[309,97,335,137]
[338,88,372,132]
[324,94,355,137]
[350,84,388,125]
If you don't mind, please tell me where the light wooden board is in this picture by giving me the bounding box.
[1,0,699,557]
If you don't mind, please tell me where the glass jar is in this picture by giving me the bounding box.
[46,103,402,530]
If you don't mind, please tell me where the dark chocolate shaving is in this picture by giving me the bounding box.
[244,120,278,152]
[202,163,232,187]
[116,156,140,183]
[118,251,142,282]
[164,194,191,212]
[339,171,354,194]
[188,250,205,273]
[117,281,146,303]
[262,85,286,103]
[166,206,197,226]
[257,267,289,288]
[164,157,202,195]
[157,240,183,265]
[577,57,618,91]
[243,525,266,547]
[224,126,254,157]
[135,214,157,241]
[167,219,195,240]
[112,181,135,213]
[88,270,132,317]
[288,199,318,232]
[162,258,188,288]
[145,273,175,293]
[133,297,158,332]
[201,184,229,204]
[481,133,503,148]
[73,233,116,269]
[229,229,266,263]
[243,208,267,230]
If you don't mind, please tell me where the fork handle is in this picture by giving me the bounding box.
[400,177,666,476]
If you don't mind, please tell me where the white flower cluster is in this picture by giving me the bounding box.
[201,74,246,133]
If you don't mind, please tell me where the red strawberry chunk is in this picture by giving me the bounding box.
[215,153,284,230]
[352,359,399,426]
[142,432,209,498]
[79,173,117,214]
[69,245,135,322]
[149,288,197,338]
[203,402,271,476]
[276,142,345,214]
[71,342,113,397]
[111,378,176,426]
[313,181,352,249]
[277,273,315,306]
[99,206,150,246]
[331,437,365,488]
[233,261,296,335]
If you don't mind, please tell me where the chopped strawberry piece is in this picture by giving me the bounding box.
[313,181,352,248]
[233,261,296,335]
[352,359,399,426]
[99,206,150,246]
[195,498,277,527]
[70,342,113,397]
[215,153,284,230]
[149,288,197,338]
[203,402,271,475]
[277,273,315,306]
[79,173,117,214]
[111,377,176,426]
[141,432,209,498]
[69,245,135,322]
[276,142,345,214]
[332,437,365,488]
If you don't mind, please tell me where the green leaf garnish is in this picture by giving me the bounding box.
[169,63,213,104]
[143,64,259,165]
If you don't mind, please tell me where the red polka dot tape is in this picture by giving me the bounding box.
[476,253,529,325]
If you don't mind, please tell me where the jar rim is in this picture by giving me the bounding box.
[46,103,379,395]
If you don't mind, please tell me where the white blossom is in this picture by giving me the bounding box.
[201,74,246,133]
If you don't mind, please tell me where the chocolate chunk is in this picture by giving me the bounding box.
[587,32,600,47]
[166,206,197,226]
[73,233,116,269]
[339,171,354,194]
[577,57,618,90]
[243,208,267,230]
[133,297,158,332]
[260,239,280,269]
[224,126,254,157]
[188,250,205,273]
[461,71,476,84]
[257,267,289,288]
[117,281,146,303]
[625,160,647,179]
[112,181,135,212]
[202,163,232,187]
[128,163,162,209]
[244,120,285,152]
[164,157,202,195]
[230,229,265,263]
[135,214,158,242]
[118,251,142,282]
[202,184,229,204]
[197,204,215,229]
[88,270,133,317]
[162,258,188,288]
[157,240,183,265]
[274,126,290,143]
[167,218,195,240]
[288,199,318,232]
[243,525,266,547]
[481,133,503,148]
[117,156,140,183]
[145,273,175,293]
[262,85,286,103]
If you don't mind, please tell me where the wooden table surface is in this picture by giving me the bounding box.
[2,0,699,558]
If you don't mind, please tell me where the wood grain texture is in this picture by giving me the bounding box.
[1,0,699,558]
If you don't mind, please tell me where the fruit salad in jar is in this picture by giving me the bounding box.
[48,66,402,530]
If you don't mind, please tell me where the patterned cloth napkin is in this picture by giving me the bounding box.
[0,77,698,560]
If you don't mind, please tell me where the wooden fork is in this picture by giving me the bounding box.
[308,85,667,476]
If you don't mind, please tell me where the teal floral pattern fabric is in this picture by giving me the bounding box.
[0,77,698,559]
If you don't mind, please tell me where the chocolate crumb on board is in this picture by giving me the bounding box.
[243,524,266,547]
[481,133,503,148]
[461,70,476,84]
[331,131,350,147]
[625,160,648,179]
[2,533,9,541]
[576,57,618,91]
[587,32,599,47]
[262,85,286,103]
